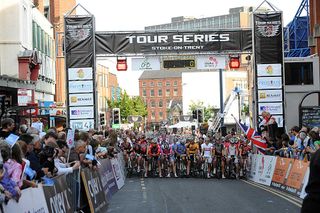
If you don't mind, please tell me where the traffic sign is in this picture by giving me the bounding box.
[112,124,121,129]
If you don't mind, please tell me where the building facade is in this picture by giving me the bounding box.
[0,0,55,109]
[139,71,182,126]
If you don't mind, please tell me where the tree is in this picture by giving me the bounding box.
[107,90,147,123]
[188,101,218,122]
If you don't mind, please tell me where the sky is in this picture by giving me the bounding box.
[76,0,304,96]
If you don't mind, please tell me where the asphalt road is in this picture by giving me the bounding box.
[107,177,301,213]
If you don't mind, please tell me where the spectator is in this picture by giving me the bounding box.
[54,140,80,175]
[17,141,37,188]
[44,132,58,146]
[0,118,15,139]
[310,130,320,151]
[79,131,94,156]
[5,143,23,188]
[302,148,320,212]
[18,124,28,135]
[0,141,21,201]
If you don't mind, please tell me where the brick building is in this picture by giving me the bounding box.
[139,71,182,126]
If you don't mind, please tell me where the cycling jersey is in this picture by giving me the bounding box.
[121,142,132,152]
[187,143,199,155]
[176,143,186,155]
[162,144,171,155]
[215,143,224,156]
[228,145,237,157]
[201,143,213,157]
[148,144,161,156]
[139,140,148,155]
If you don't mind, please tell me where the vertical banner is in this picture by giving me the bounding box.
[253,12,285,128]
[64,15,97,130]
[81,168,108,213]
[43,175,74,213]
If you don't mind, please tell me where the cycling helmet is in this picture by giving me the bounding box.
[230,137,239,144]
[163,143,169,149]
[151,138,158,144]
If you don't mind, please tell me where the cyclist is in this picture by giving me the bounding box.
[226,137,240,179]
[201,137,213,178]
[137,135,148,173]
[238,138,251,177]
[186,136,200,177]
[161,142,172,177]
[170,137,178,178]
[120,136,132,166]
[213,137,226,178]
[146,138,161,178]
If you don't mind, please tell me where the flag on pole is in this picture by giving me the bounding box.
[232,115,267,151]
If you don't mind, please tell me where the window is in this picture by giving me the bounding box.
[285,62,313,85]
[159,100,163,108]
[150,81,154,87]
[173,88,178,96]
[158,82,162,87]
[142,82,146,87]
[151,111,156,120]
[166,89,170,97]
[166,81,170,87]
[166,100,171,108]
[158,89,162,97]
[150,89,155,97]
[151,101,156,108]
[174,81,178,86]
[142,89,146,97]
[159,111,163,119]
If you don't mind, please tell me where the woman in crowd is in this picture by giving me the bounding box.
[54,140,80,176]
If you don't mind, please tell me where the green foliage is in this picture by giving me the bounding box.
[107,90,147,123]
[188,100,219,122]
[242,103,249,115]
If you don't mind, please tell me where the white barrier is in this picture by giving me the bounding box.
[4,186,49,213]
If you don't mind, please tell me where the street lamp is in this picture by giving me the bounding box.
[233,86,241,124]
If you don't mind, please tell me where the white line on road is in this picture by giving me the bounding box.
[243,180,302,208]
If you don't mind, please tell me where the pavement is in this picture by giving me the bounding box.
[106,177,301,213]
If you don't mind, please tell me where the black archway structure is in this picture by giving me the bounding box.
[64,2,285,132]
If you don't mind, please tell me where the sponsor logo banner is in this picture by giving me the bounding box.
[256,155,277,186]
[70,119,95,131]
[271,157,294,190]
[249,154,259,182]
[69,81,93,93]
[68,67,93,80]
[258,90,283,102]
[111,158,125,190]
[70,106,94,119]
[43,175,73,213]
[69,93,94,106]
[132,57,160,71]
[258,103,283,115]
[81,168,108,213]
[98,158,118,200]
[257,63,282,76]
[196,55,226,70]
[257,77,282,89]
[4,186,49,213]
[284,160,309,196]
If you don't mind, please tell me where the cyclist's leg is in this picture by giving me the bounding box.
[157,156,162,177]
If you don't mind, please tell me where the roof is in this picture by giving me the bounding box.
[139,70,182,80]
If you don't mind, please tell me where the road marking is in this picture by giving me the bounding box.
[243,180,302,208]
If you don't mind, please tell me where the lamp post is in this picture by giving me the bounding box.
[234,87,241,132]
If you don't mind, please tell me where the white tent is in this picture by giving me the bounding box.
[168,121,197,129]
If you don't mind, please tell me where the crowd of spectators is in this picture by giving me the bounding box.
[0,118,121,207]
